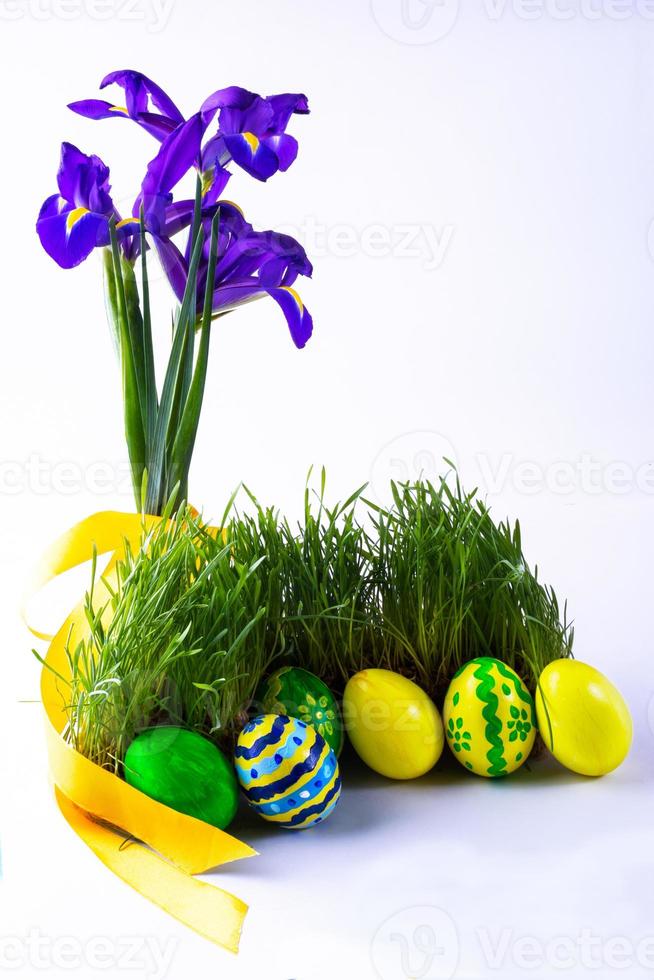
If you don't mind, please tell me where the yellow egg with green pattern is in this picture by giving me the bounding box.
[443,657,536,777]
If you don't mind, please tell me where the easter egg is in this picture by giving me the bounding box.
[234,714,341,829]
[343,669,443,779]
[443,658,536,777]
[124,726,239,830]
[257,666,344,756]
[535,659,632,776]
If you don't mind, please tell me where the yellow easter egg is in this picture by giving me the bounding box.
[343,669,444,779]
[535,659,632,776]
[443,657,536,777]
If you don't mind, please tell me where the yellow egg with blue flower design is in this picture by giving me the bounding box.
[234,714,341,829]
[443,657,536,777]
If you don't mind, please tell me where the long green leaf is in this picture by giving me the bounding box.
[146,224,205,514]
[171,177,203,464]
[122,257,146,420]
[109,219,146,506]
[102,248,120,355]
[139,209,158,456]
[169,211,220,493]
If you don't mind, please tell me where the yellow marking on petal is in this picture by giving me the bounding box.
[201,168,215,197]
[116,217,140,229]
[219,199,244,216]
[109,105,129,115]
[281,286,304,312]
[242,131,260,153]
[65,207,89,234]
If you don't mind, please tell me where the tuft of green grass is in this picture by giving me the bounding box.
[51,509,281,771]
[43,472,573,770]
[361,477,572,697]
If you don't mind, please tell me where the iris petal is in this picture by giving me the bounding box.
[264,134,299,172]
[141,113,204,233]
[267,285,313,348]
[200,164,231,206]
[69,99,176,142]
[57,142,112,212]
[265,93,310,130]
[200,86,258,124]
[37,200,109,269]
[136,111,179,141]
[223,132,278,181]
[151,235,188,302]
[101,69,184,124]
[68,99,126,120]
[210,279,312,349]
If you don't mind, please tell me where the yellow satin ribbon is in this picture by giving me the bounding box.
[24,510,256,953]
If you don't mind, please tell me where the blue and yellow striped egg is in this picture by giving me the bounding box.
[443,657,536,777]
[234,714,341,829]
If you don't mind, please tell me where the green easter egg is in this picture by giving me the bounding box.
[257,667,344,756]
[124,726,239,830]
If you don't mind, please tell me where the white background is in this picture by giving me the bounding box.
[1,1,654,977]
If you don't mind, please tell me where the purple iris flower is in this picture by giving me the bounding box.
[201,86,309,182]
[37,71,313,348]
[136,85,308,230]
[155,202,313,349]
[68,71,309,195]
[69,70,184,142]
[36,142,139,269]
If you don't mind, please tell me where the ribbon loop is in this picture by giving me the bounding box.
[27,510,254,953]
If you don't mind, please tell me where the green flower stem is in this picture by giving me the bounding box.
[144,219,205,515]
[139,208,158,456]
[108,220,146,508]
[169,212,220,496]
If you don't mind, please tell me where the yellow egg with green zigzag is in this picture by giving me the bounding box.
[443,658,536,777]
